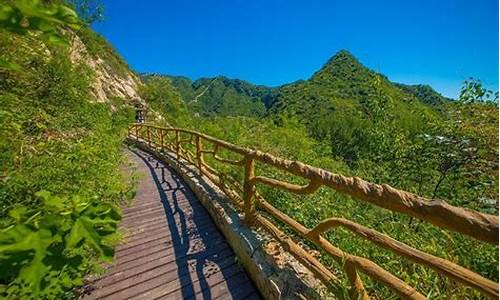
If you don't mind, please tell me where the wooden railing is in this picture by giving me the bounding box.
[128,123,499,299]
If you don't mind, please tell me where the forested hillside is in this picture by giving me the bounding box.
[270,50,439,139]
[395,82,452,108]
[155,74,273,117]
[155,49,498,211]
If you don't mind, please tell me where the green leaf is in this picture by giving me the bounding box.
[0,0,81,44]
[43,33,69,46]
[7,206,28,222]
[0,225,58,296]
[0,57,21,71]
[0,4,13,21]
[66,216,114,261]
[36,190,66,211]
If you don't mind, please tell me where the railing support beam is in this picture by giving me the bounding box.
[196,136,204,175]
[345,261,370,300]
[243,157,256,226]
[175,131,180,162]
[159,129,164,152]
[147,126,151,146]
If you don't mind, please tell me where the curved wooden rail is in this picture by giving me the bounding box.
[128,123,499,299]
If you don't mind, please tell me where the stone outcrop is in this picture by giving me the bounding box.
[68,32,143,104]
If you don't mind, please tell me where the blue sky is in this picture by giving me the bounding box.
[93,0,498,98]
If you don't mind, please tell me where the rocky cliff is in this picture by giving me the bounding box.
[68,30,143,104]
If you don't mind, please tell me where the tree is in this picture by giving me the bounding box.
[0,0,80,69]
[0,0,80,41]
[459,78,498,104]
[66,0,104,24]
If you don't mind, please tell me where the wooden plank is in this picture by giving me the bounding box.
[115,237,173,258]
[83,149,260,300]
[104,240,230,279]
[103,254,240,299]
[94,247,236,293]
[118,220,222,249]
[192,271,259,300]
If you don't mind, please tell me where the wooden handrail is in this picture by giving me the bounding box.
[128,123,499,299]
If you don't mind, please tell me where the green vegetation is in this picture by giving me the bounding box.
[140,75,190,127]
[146,51,498,299]
[271,50,439,141]
[0,1,497,298]
[0,0,80,70]
[162,74,272,117]
[395,83,451,109]
[0,0,80,41]
[0,192,121,298]
[0,1,135,298]
[66,0,104,24]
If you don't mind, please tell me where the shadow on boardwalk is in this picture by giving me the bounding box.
[131,148,259,299]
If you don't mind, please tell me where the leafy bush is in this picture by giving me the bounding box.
[140,75,191,127]
[0,191,120,298]
[0,7,135,297]
[0,0,80,47]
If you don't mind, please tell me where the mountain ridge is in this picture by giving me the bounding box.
[142,73,273,117]
[160,50,452,116]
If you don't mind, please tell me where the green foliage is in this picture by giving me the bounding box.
[140,75,191,127]
[0,0,81,70]
[395,83,451,109]
[0,191,120,298]
[271,50,438,138]
[66,0,104,24]
[166,75,198,102]
[0,0,80,46]
[459,78,499,104]
[0,12,135,298]
[263,51,499,214]
[164,75,271,117]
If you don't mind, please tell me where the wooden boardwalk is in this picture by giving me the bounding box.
[84,148,261,300]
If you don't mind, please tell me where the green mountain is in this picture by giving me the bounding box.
[155,50,449,167]
[164,50,448,127]
[395,83,453,108]
[270,50,440,140]
[158,51,449,132]
[161,75,274,117]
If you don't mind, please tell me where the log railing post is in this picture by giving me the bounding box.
[175,130,180,162]
[243,156,256,226]
[195,135,203,175]
[345,261,370,300]
[159,129,164,152]
[147,126,151,146]
[135,124,139,140]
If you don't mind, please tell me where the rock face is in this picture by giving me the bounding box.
[68,32,143,104]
